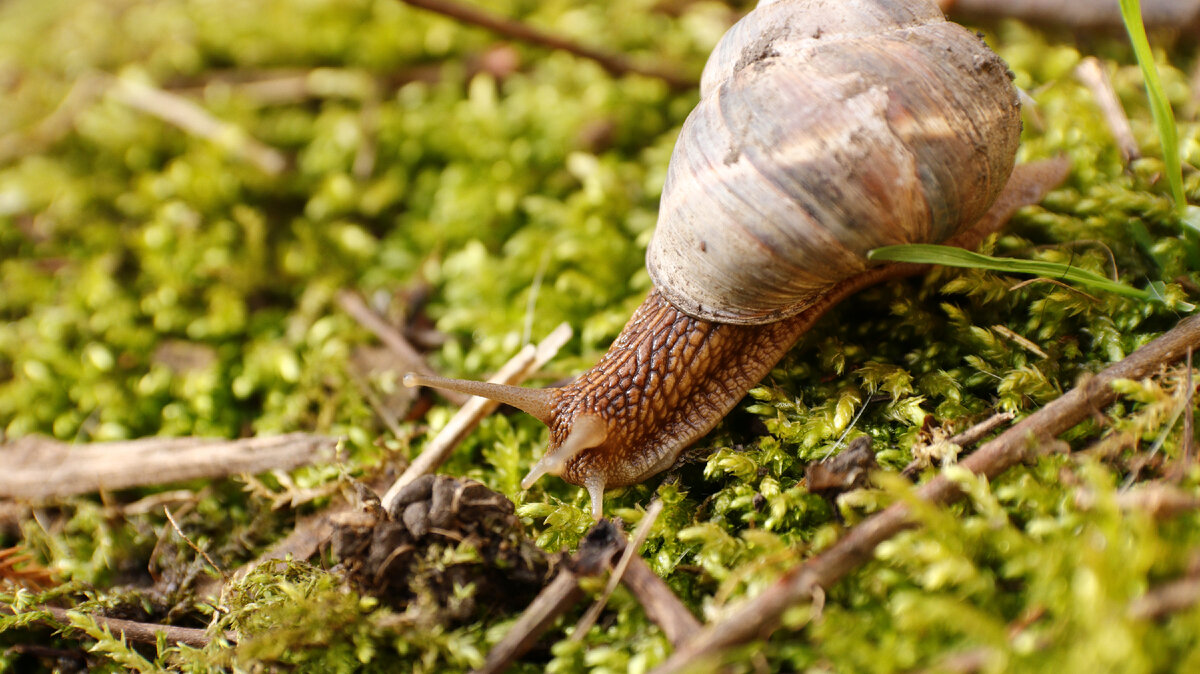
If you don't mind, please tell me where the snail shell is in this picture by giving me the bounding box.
[647,0,1021,325]
[406,0,1040,519]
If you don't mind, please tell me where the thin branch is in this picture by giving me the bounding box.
[0,547,57,591]
[478,573,582,674]
[195,474,395,600]
[0,604,231,648]
[107,490,198,518]
[346,363,408,438]
[168,68,376,105]
[572,500,665,640]
[0,501,30,535]
[109,77,288,175]
[1032,239,1120,282]
[475,521,624,674]
[1183,348,1195,471]
[1129,575,1200,620]
[992,324,1049,359]
[1007,277,1102,303]
[920,570,1200,674]
[171,69,318,103]
[163,507,225,578]
[902,412,1016,478]
[396,0,695,89]
[1075,57,1141,165]
[939,0,1200,31]
[0,433,337,501]
[950,412,1019,448]
[1075,482,1200,519]
[479,512,699,671]
[0,74,108,164]
[621,554,701,647]
[3,644,87,664]
[337,290,468,407]
[380,323,572,511]
[353,100,380,179]
[165,47,522,105]
[653,312,1200,673]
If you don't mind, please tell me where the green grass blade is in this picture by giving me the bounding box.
[1118,0,1185,216]
[868,244,1192,310]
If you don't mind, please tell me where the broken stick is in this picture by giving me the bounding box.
[396,0,695,89]
[475,521,623,674]
[653,312,1200,673]
[337,290,468,407]
[109,76,288,175]
[1075,57,1141,165]
[0,433,337,501]
[0,604,232,648]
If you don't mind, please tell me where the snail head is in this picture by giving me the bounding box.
[402,373,610,518]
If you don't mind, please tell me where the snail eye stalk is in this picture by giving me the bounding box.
[403,373,555,425]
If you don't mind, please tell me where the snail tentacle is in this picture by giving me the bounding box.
[521,412,607,489]
[404,158,1068,519]
[403,372,555,424]
[401,0,1065,520]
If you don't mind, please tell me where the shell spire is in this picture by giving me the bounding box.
[645,0,1021,325]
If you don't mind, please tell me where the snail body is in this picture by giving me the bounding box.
[407,0,1025,518]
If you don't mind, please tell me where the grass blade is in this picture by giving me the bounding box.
[1118,0,1185,216]
[868,243,1192,310]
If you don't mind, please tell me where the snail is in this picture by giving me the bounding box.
[405,0,1039,519]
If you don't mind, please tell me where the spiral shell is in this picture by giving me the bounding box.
[646,0,1022,325]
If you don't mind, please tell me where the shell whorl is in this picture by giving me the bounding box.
[646,0,1022,325]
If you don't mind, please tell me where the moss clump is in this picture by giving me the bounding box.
[2,0,1200,671]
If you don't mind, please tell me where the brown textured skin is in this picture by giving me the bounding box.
[551,288,803,489]
[546,159,1070,494]
[551,271,880,491]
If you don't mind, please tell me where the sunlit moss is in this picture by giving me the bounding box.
[2,0,1200,671]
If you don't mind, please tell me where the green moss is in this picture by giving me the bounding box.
[2,0,1200,671]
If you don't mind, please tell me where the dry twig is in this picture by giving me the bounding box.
[0,433,337,501]
[337,290,468,407]
[572,500,665,640]
[1075,57,1141,165]
[0,74,108,164]
[0,547,57,591]
[164,507,225,578]
[902,412,1016,478]
[1128,575,1200,620]
[346,363,409,437]
[1181,348,1195,472]
[939,0,1200,31]
[166,47,522,105]
[0,502,30,536]
[380,322,572,512]
[105,490,198,518]
[109,77,288,175]
[921,568,1200,674]
[992,324,1049,359]
[621,554,701,647]
[476,521,623,674]
[396,0,695,89]
[0,604,230,648]
[1075,482,1200,519]
[478,513,700,672]
[653,312,1200,673]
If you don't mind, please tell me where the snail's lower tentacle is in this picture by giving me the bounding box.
[405,161,1068,519]
[553,159,1069,515]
